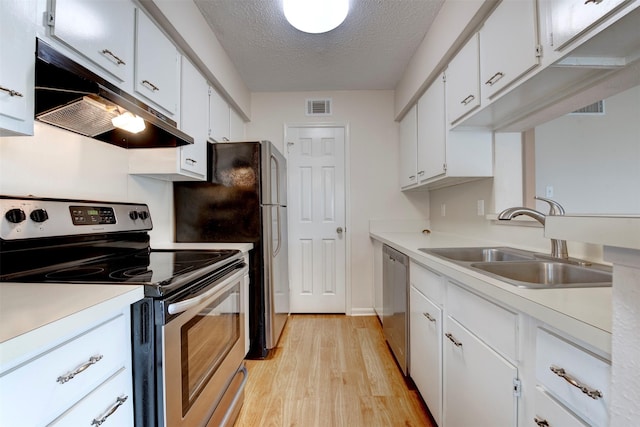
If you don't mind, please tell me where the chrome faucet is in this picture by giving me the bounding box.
[498,196,568,259]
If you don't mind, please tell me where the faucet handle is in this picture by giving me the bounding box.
[535,196,565,216]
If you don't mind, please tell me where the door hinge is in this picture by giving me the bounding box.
[535,44,543,58]
[442,73,446,83]
[443,163,447,172]
[513,378,522,397]
[46,11,55,27]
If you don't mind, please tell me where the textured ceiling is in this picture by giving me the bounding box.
[194,0,445,92]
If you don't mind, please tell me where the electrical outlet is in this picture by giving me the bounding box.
[441,203,446,217]
[477,199,485,216]
[545,185,554,197]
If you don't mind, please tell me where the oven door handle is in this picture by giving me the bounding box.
[167,266,248,315]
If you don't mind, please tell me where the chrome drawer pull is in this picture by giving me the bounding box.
[57,355,104,384]
[485,71,504,86]
[141,80,159,92]
[534,416,550,426]
[445,332,462,347]
[584,0,603,4]
[423,312,436,322]
[549,365,603,399]
[461,94,475,105]
[185,158,197,165]
[101,49,126,65]
[0,85,24,97]
[91,395,128,426]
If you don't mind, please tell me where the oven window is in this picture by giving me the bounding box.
[181,285,241,415]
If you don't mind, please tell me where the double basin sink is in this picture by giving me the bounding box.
[418,247,612,289]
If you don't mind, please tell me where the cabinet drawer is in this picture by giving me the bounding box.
[536,328,610,427]
[534,386,588,427]
[0,314,129,426]
[49,368,133,427]
[410,261,444,306]
[447,282,518,360]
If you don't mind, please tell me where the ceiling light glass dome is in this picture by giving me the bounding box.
[283,0,349,34]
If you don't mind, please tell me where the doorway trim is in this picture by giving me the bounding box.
[283,121,352,315]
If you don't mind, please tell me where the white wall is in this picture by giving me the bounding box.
[535,85,640,215]
[247,90,429,313]
[0,122,174,242]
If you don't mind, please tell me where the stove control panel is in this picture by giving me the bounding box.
[1,197,153,240]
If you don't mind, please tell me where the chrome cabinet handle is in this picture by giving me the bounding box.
[584,0,603,4]
[423,312,436,322]
[409,175,416,180]
[485,71,505,86]
[418,170,425,176]
[445,332,462,347]
[185,158,197,165]
[461,94,475,105]
[0,85,24,97]
[101,49,126,65]
[57,355,104,384]
[549,366,603,399]
[91,395,128,426]
[534,417,550,427]
[222,137,230,142]
[141,80,159,92]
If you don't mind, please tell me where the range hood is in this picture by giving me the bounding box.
[35,39,193,149]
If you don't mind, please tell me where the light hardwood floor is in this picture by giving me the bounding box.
[234,315,435,427]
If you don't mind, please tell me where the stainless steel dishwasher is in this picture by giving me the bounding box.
[382,244,409,375]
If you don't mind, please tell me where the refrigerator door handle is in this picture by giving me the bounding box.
[273,207,282,257]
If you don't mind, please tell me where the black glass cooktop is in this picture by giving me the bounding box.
[3,249,242,298]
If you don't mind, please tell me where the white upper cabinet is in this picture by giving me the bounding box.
[48,0,135,85]
[179,58,208,179]
[209,86,230,142]
[479,0,540,100]
[0,0,35,136]
[229,108,245,141]
[446,33,480,125]
[399,104,418,188]
[417,74,446,182]
[134,8,179,116]
[548,0,628,50]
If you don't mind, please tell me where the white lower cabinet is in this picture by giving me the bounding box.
[410,287,443,426]
[533,386,588,427]
[0,311,134,427]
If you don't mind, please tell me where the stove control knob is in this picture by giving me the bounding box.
[129,211,139,220]
[30,208,49,223]
[5,208,26,223]
[139,211,149,220]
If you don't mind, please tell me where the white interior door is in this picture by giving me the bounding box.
[287,126,346,313]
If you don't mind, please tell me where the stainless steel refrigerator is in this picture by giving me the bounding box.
[173,140,289,358]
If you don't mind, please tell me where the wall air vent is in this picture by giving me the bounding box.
[306,98,332,116]
[570,100,605,115]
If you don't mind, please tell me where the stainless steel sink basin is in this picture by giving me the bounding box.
[419,247,612,289]
[470,261,612,289]
[419,247,535,262]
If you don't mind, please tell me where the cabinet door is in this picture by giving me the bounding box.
[410,287,442,426]
[0,0,35,136]
[446,33,480,124]
[417,74,446,181]
[480,0,539,99]
[134,9,179,115]
[399,104,418,188]
[443,317,518,427]
[209,86,230,142]
[50,0,134,84]
[229,108,245,141]
[549,0,628,50]
[180,58,208,178]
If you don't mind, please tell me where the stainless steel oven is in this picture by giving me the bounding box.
[161,263,248,427]
[0,196,250,427]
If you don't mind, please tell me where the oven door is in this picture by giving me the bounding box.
[162,264,248,427]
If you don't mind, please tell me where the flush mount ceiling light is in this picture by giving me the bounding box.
[283,0,349,34]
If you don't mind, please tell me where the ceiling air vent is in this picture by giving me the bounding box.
[306,98,332,116]
[570,100,605,115]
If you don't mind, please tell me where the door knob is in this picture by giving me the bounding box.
[336,227,344,234]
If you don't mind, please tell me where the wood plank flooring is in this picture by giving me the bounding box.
[234,315,435,427]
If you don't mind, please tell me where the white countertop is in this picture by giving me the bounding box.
[371,230,612,354]
[0,283,144,368]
